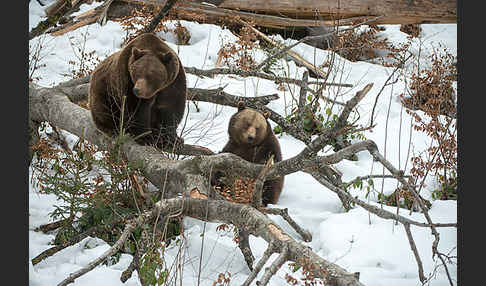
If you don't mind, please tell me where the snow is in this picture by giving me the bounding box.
[29,1,457,285]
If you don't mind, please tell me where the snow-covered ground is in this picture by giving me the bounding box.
[29,1,457,285]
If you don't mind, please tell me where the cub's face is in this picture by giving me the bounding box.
[128,47,178,99]
[231,109,268,145]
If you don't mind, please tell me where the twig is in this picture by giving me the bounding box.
[435,252,455,286]
[369,53,413,127]
[344,174,412,188]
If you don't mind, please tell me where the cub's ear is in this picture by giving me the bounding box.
[237,101,246,111]
[131,47,146,60]
[262,110,270,119]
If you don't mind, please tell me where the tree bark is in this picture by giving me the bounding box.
[218,0,457,25]
[37,0,456,39]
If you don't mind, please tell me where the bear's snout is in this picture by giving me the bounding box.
[247,135,255,143]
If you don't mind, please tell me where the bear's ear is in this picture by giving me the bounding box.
[157,51,179,83]
[131,47,146,60]
[237,101,246,111]
[158,52,174,64]
[262,110,270,119]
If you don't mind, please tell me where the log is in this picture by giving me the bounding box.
[172,1,363,28]
[218,0,457,25]
[39,0,456,39]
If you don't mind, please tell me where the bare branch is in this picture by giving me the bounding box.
[185,66,353,90]
[242,241,277,286]
[403,223,426,283]
[188,87,279,107]
[259,244,289,286]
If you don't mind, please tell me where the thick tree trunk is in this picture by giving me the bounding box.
[38,0,456,38]
[217,0,457,25]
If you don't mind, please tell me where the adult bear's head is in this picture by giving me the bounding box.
[127,47,180,99]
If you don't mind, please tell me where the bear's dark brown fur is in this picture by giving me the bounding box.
[220,102,284,206]
[88,33,186,149]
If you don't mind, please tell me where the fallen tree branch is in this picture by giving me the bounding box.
[152,197,364,286]
[49,77,312,143]
[188,87,279,107]
[30,78,364,286]
[30,74,456,286]
[30,81,456,231]
[185,66,353,89]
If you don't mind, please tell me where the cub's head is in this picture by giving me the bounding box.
[128,47,180,99]
[229,101,271,146]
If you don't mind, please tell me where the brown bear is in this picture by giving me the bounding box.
[218,102,284,206]
[88,32,186,149]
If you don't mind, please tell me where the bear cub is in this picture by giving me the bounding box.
[218,102,284,206]
[89,33,186,149]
